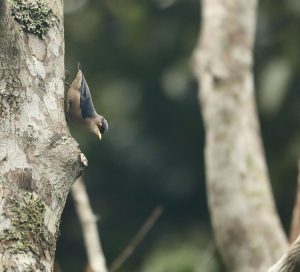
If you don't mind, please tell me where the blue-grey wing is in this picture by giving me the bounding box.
[80,76,97,118]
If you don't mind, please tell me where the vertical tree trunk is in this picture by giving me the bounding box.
[193,0,288,271]
[0,0,84,270]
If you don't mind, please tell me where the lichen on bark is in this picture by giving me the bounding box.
[1,191,56,256]
[8,0,55,37]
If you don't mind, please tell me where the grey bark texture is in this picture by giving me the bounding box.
[193,0,288,271]
[0,0,84,271]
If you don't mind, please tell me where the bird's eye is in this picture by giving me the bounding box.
[98,119,108,134]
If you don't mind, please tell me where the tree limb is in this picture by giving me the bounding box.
[197,241,215,272]
[109,206,163,272]
[72,177,108,272]
[192,0,288,271]
[290,160,300,243]
[268,235,300,272]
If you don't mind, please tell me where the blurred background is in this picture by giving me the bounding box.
[58,0,300,271]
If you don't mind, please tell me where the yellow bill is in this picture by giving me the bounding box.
[96,127,102,140]
[98,131,102,140]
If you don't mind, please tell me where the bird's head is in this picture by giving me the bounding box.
[93,115,108,140]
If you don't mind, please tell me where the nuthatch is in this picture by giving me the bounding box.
[66,64,108,140]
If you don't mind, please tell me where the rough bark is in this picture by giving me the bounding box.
[193,0,288,271]
[0,0,84,271]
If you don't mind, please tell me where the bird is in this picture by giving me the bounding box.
[66,64,108,140]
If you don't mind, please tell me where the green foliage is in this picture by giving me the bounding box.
[141,233,219,272]
[9,0,54,37]
[60,0,300,271]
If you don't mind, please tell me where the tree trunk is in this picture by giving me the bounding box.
[193,0,288,271]
[0,0,84,270]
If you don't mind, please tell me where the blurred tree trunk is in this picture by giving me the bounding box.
[0,0,83,270]
[193,0,288,271]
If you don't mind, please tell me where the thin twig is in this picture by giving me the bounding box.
[53,261,62,272]
[197,241,215,272]
[109,206,164,272]
[290,160,300,243]
[72,176,108,272]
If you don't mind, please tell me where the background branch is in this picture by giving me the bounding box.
[268,235,300,272]
[197,242,215,272]
[72,177,108,272]
[192,0,288,270]
[290,160,300,243]
[109,206,164,272]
